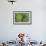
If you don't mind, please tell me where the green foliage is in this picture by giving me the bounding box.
[15,13,29,22]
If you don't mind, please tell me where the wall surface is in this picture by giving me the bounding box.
[0,0,46,41]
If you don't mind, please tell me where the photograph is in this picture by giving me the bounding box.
[13,11,32,25]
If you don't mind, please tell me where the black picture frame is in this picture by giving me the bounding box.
[13,11,32,25]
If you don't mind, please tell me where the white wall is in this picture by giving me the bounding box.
[0,0,46,41]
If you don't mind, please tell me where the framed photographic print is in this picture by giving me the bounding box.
[13,11,32,25]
